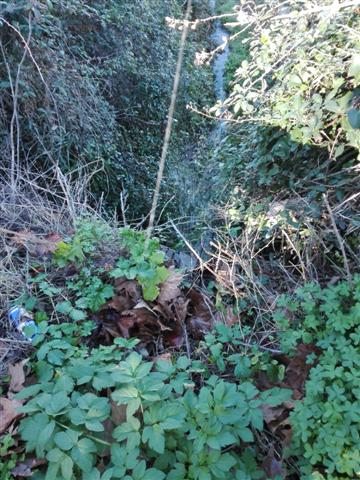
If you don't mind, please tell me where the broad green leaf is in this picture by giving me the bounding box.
[237,427,254,443]
[54,430,78,451]
[46,448,64,463]
[142,425,165,454]
[61,455,74,480]
[143,468,166,480]
[260,387,292,406]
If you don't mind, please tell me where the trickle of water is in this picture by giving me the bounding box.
[209,0,230,139]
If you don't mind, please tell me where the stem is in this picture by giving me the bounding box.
[55,421,112,447]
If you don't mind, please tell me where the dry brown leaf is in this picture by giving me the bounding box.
[11,459,46,478]
[173,297,189,324]
[262,404,287,426]
[11,230,62,256]
[186,289,213,339]
[163,328,184,348]
[114,279,142,303]
[111,400,127,426]
[0,397,22,434]
[134,300,153,311]
[285,343,321,398]
[158,269,183,305]
[262,446,285,479]
[8,360,28,393]
[154,353,172,362]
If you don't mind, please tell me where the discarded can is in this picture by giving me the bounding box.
[8,306,38,341]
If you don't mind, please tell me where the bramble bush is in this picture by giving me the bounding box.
[275,276,360,479]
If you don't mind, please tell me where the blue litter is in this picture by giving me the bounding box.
[8,306,38,341]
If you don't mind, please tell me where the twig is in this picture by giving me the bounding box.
[323,194,351,281]
[120,191,128,227]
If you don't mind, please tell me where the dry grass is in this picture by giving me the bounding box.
[176,190,360,352]
[0,164,102,376]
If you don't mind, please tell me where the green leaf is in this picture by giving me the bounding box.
[348,108,360,129]
[237,427,254,443]
[112,385,139,404]
[142,282,159,301]
[260,387,292,406]
[37,420,55,456]
[72,446,94,473]
[143,469,166,480]
[56,301,73,314]
[45,461,60,480]
[113,417,141,446]
[61,455,74,480]
[53,375,75,394]
[142,425,165,454]
[54,430,78,451]
[69,407,85,425]
[46,391,70,415]
[15,384,42,400]
[85,420,104,432]
[47,448,64,463]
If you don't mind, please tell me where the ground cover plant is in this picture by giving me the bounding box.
[275,277,360,479]
[12,321,292,480]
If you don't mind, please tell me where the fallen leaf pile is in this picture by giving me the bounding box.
[92,270,213,351]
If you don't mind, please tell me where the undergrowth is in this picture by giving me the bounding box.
[19,220,170,324]
[14,321,291,480]
[275,277,360,479]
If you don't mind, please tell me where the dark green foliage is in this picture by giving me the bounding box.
[0,0,211,217]
[216,1,360,206]
[16,322,291,479]
[275,277,360,479]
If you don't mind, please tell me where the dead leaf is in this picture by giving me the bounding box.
[262,446,285,479]
[163,327,184,348]
[154,352,172,362]
[11,230,62,256]
[9,360,28,393]
[111,400,127,426]
[285,343,321,398]
[158,269,183,305]
[262,404,287,426]
[186,289,213,339]
[11,458,46,478]
[0,397,22,434]
[114,279,142,304]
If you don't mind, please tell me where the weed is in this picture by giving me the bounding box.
[275,277,360,478]
[16,322,291,479]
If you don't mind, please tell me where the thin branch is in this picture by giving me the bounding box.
[323,194,352,281]
[147,0,192,235]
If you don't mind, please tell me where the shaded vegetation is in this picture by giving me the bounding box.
[1,0,360,479]
[0,0,211,217]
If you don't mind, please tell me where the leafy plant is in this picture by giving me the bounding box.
[110,229,169,301]
[26,221,169,322]
[202,323,285,383]
[16,322,291,479]
[0,434,19,480]
[275,276,360,478]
